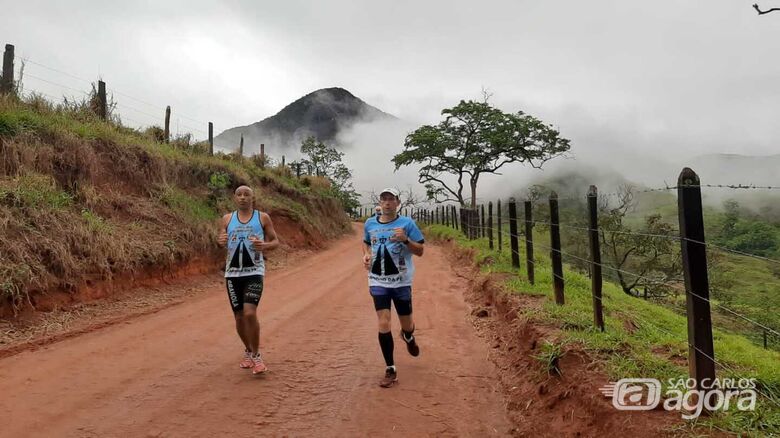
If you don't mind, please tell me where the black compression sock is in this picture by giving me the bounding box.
[402,327,415,342]
[378,331,394,367]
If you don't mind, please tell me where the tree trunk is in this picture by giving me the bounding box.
[470,179,477,209]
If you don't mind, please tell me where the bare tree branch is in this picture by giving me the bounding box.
[754,3,780,14]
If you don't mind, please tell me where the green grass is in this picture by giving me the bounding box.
[157,186,219,223]
[427,224,780,435]
[628,200,780,350]
[0,95,351,308]
[1,96,324,200]
[0,95,340,229]
[0,107,46,136]
[0,173,73,209]
[80,209,112,233]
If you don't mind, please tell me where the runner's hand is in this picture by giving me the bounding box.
[363,253,371,270]
[390,228,408,244]
[249,236,266,251]
[217,231,228,246]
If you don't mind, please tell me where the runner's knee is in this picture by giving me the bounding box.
[394,298,413,316]
[377,310,392,331]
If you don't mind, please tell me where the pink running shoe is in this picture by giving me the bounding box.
[251,354,268,375]
[239,351,254,369]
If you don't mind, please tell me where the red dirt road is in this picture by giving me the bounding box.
[0,226,513,437]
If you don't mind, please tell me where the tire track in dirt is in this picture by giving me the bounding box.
[0,224,512,437]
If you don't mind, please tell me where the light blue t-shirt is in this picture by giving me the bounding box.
[363,215,424,287]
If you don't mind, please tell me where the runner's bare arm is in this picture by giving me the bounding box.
[257,212,280,251]
[362,242,371,269]
[391,227,424,256]
[405,239,424,257]
[216,213,231,247]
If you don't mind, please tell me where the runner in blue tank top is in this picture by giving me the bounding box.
[362,187,425,388]
[217,185,280,375]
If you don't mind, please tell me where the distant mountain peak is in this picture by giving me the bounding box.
[214,87,396,153]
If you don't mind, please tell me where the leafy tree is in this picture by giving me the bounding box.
[299,136,359,212]
[726,221,778,256]
[599,185,680,298]
[721,199,740,238]
[392,96,570,208]
[715,199,780,257]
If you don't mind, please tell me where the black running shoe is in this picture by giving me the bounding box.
[379,367,398,388]
[400,330,420,357]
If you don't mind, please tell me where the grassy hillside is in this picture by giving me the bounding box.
[0,94,350,316]
[631,193,780,350]
[427,224,780,435]
[521,171,780,352]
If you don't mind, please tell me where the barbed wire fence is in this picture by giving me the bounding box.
[410,168,780,407]
[0,42,293,167]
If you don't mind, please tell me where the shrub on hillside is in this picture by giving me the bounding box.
[300,175,331,190]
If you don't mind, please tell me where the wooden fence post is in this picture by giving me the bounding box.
[508,198,520,269]
[239,134,244,157]
[164,106,171,143]
[97,80,107,120]
[678,167,716,391]
[471,209,479,240]
[260,143,265,167]
[481,204,486,238]
[588,186,604,331]
[282,155,285,167]
[550,191,565,305]
[1,44,14,95]
[497,199,502,253]
[488,201,494,250]
[524,200,535,285]
[208,122,213,155]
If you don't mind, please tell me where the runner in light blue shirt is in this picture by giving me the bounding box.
[362,187,425,388]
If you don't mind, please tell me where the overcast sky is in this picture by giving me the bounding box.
[3,0,779,197]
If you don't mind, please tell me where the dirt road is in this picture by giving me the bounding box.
[0,226,513,437]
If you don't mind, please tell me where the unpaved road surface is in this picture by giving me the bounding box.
[0,226,512,437]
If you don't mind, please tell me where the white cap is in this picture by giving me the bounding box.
[379,187,400,198]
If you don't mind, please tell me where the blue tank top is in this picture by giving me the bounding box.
[224,210,265,278]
